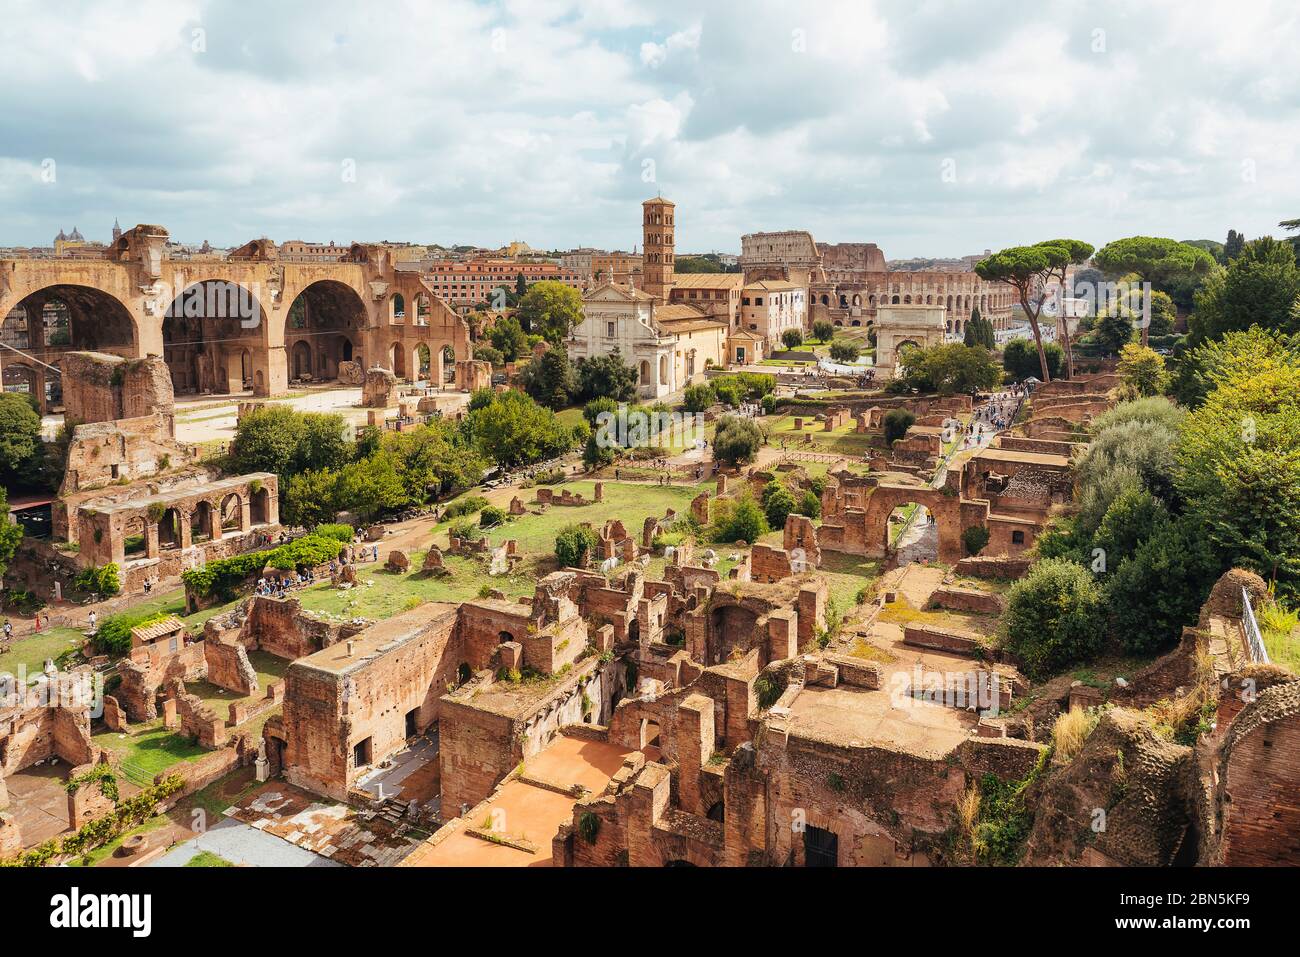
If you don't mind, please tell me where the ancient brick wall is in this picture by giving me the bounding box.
[204,639,258,696]
[437,698,516,814]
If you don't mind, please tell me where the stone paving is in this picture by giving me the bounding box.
[226,782,429,867]
[149,816,341,868]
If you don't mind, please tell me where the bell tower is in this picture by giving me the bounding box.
[641,196,675,302]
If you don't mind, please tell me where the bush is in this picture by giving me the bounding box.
[762,481,797,530]
[682,383,715,414]
[1001,558,1106,680]
[713,415,764,466]
[583,396,620,427]
[74,563,121,598]
[829,340,860,363]
[555,524,599,568]
[1002,338,1064,380]
[760,393,777,415]
[781,328,804,350]
[812,319,835,343]
[443,495,489,520]
[709,490,769,544]
[473,344,504,365]
[883,408,915,445]
[962,525,990,557]
[800,489,822,519]
[312,523,354,543]
[448,518,484,543]
[479,505,507,528]
[94,609,167,657]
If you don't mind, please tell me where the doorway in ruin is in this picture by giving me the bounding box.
[250,486,270,525]
[162,281,264,396]
[2,287,137,410]
[442,346,456,384]
[219,493,242,534]
[414,343,431,383]
[190,501,212,543]
[640,719,661,757]
[887,503,937,565]
[291,340,313,380]
[803,825,839,867]
[389,342,407,380]
[158,508,182,550]
[123,516,147,559]
[709,604,759,665]
[284,280,368,387]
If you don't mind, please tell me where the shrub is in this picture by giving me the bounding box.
[1001,558,1106,680]
[781,328,804,350]
[555,524,599,568]
[682,383,715,414]
[713,415,764,465]
[479,505,507,528]
[312,522,354,543]
[800,489,821,519]
[709,490,769,544]
[443,495,489,520]
[95,609,168,657]
[448,518,484,542]
[762,481,797,530]
[883,408,915,444]
[962,525,990,557]
[829,340,860,363]
[760,393,777,415]
[74,563,121,598]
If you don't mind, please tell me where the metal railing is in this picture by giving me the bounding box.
[1240,586,1271,665]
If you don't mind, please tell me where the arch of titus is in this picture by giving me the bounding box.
[0,224,471,411]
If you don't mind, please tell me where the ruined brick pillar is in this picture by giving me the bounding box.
[797,581,828,650]
[675,694,714,816]
[626,763,672,867]
[144,521,160,559]
[767,609,798,662]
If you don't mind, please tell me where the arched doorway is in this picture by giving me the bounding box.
[414,343,431,383]
[291,340,313,380]
[390,342,407,379]
[190,501,212,543]
[250,487,270,525]
[123,516,147,559]
[162,280,264,396]
[158,508,182,550]
[283,280,368,386]
[219,493,243,534]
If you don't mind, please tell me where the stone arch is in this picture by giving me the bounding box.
[852,294,861,307]
[891,295,900,304]
[4,282,138,358]
[820,294,829,306]
[282,278,369,387]
[414,342,432,382]
[391,293,406,322]
[219,492,243,533]
[839,294,848,307]
[250,486,271,525]
[291,339,313,379]
[123,515,147,558]
[161,278,268,396]
[639,360,651,386]
[158,507,182,549]
[190,501,213,543]
[708,602,760,665]
[390,341,408,379]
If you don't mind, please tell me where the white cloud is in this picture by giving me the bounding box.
[0,0,1297,255]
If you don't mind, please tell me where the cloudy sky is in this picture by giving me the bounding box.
[1,0,1297,258]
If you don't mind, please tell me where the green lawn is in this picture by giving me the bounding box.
[185,850,235,867]
[92,721,208,789]
[767,414,878,458]
[0,627,84,680]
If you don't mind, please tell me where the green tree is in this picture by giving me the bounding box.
[976,244,1070,381]
[896,342,1002,395]
[1186,236,1300,344]
[709,490,769,544]
[1035,238,1095,376]
[521,348,576,409]
[555,524,599,568]
[828,340,860,363]
[574,349,638,403]
[1175,343,1300,595]
[682,383,716,414]
[295,413,351,474]
[0,393,42,484]
[469,390,575,468]
[1001,559,1106,679]
[1091,486,1168,573]
[1224,229,1245,262]
[1094,236,1217,345]
[883,408,915,444]
[335,450,408,522]
[517,280,584,345]
[762,481,797,529]
[1173,327,1300,408]
[781,328,804,350]
[229,405,308,479]
[1094,308,1136,355]
[812,319,835,343]
[1116,342,1168,398]
[1001,337,1064,381]
[712,415,764,465]
[0,491,24,582]
[515,273,528,299]
[282,469,340,529]
[489,314,530,361]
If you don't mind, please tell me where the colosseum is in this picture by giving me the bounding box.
[740,230,1014,337]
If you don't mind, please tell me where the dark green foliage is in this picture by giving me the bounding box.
[1001,559,1106,680]
[555,524,599,568]
[883,408,915,444]
[962,525,990,557]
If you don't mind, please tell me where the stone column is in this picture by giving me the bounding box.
[144,521,160,560]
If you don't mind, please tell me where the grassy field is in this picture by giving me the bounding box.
[767,413,878,459]
[0,626,84,680]
[92,721,209,789]
[186,850,235,867]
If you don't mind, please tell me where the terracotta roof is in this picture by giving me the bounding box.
[670,273,743,289]
[131,615,184,644]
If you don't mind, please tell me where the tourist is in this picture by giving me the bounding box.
[372,544,379,563]
[86,611,96,633]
